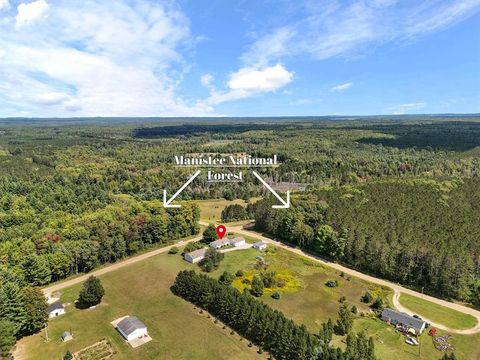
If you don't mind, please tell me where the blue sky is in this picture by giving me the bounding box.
[0,0,479,117]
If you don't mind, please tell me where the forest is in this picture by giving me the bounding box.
[0,116,479,356]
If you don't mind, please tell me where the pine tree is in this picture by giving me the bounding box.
[250,276,264,297]
[0,320,16,360]
[0,281,27,333]
[335,302,353,335]
[78,276,105,307]
[63,350,73,360]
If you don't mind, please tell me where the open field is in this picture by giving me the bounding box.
[398,294,478,330]
[18,241,480,360]
[16,250,266,360]
[192,198,255,222]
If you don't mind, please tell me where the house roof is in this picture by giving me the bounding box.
[117,316,147,336]
[62,331,72,338]
[210,239,230,247]
[47,303,64,312]
[186,248,207,259]
[253,241,266,247]
[381,308,426,330]
[230,237,245,244]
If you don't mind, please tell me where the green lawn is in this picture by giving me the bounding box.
[17,251,265,360]
[398,294,478,330]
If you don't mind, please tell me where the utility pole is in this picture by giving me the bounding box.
[45,323,49,342]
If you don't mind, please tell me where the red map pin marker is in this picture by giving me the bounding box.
[216,225,226,239]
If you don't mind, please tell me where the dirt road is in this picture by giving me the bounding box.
[42,235,202,298]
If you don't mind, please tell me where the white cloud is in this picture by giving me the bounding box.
[16,0,50,29]
[331,82,352,91]
[201,73,213,87]
[0,0,216,117]
[0,0,10,11]
[206,64,293,105]
[242,1,480,65]
[390,102,427,114]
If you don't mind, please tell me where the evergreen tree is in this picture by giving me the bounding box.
[0,320,16,360]
[250,276,264,297]
[22,255,51,286]
[63,350,73,360]
[335,302,353,335]
[0,282,27,333]
[219,271,235,286]
[78,276,105,307]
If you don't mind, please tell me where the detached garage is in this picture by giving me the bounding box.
[116,316,148,342]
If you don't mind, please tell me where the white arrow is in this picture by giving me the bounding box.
[252,171,290,209]
[163,170,201,208]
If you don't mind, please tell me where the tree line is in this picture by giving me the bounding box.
[171,270,376,360]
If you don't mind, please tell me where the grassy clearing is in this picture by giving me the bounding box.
[18,249,266,360]
[192,198,260,222]
[398,294,478,330]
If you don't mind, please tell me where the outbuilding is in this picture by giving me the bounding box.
[253,241,267,250]
[47,303,65,318]
[381,308,427,335]
[61,331,73,342]
[230,237,246,247]
[116,316,148,342]
[184,248,207,263]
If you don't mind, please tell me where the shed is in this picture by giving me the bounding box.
[184,248,207,263]
[47,303,65,318]
[61,331,73,342]
[116,316,148,342]
[230,237,246,247]
[252,241,267,250]
[381,308,427,335]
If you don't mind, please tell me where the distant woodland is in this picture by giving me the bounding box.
[1,116,480,352]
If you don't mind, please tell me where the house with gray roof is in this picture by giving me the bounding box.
[184,248,207,263]
[230,237,246,247]
[210,239,231,249]
[381,308,427,335]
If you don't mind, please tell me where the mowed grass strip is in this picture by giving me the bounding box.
[398,294,478,330]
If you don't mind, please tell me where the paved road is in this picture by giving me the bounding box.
[226,223,480,335]
[42,235,202,298]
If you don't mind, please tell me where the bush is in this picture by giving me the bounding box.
[340,272,345,277]
[351,305,358,314]
[168,246,179,254]
[271,291,281,300]
[250,276,264,297]
[361,291,373,303]
[371,297,384,310]
[339,296,346,303]
[325,280,338,288]
[236,269,244,277]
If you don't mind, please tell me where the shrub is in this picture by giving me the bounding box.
[361,291,373,303]
[168,246,179,254]
[371,297,384,310]
[219,271,235,286]
[351,305,358,314]
[236,269,245,277]
[339,296,346,303]
[271,291,281,300]
[325,279,338,288]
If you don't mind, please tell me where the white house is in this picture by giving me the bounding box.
[47,303,65,318]
[116,316,148,342]
[230,237,246,247]
[184,248,207,263]
[210,239,231,249]
[253,241,267,250]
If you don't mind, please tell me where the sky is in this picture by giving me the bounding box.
[0,0,479,117]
